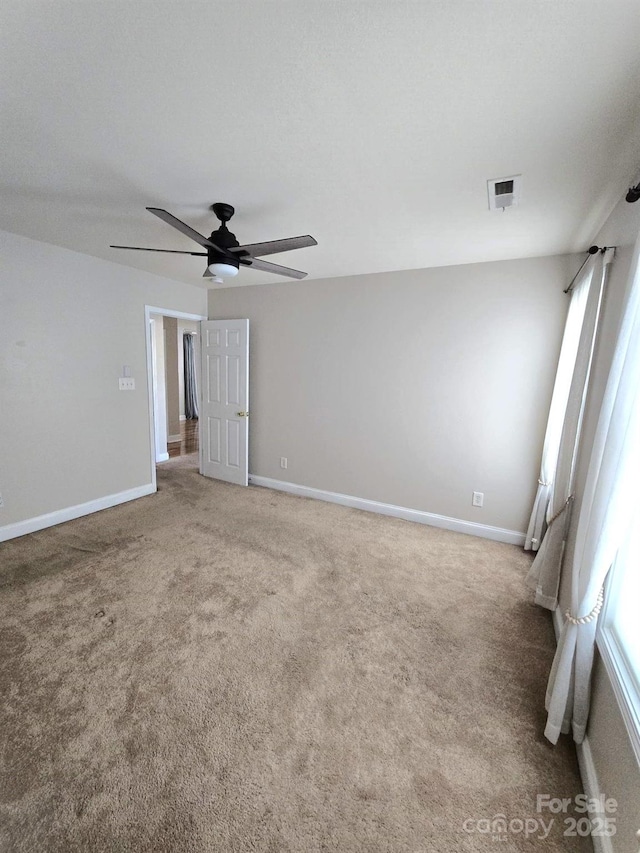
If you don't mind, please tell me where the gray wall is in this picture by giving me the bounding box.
[588,657,640,851]
[210,254,574,535]
[0,229,207,532]
[559,181,640,853]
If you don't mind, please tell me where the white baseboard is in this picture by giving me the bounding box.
[179,415,187,422]
[156,452,170,463]
[0,483,156,543]
[167,434,181,443]
[249,475,525,546]
[576,736,615,853]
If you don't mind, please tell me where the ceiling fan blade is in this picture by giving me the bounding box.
[240,256,308,279]
[110,245,207,255]
[229,235,317,258]
[146,207,223,251]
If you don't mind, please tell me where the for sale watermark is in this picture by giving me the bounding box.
[462,794,617,841]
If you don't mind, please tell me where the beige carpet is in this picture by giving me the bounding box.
[0,456,589,852]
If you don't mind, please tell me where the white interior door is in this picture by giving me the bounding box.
[199,319,249,485]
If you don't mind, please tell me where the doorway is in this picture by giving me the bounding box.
[145,306,206,490]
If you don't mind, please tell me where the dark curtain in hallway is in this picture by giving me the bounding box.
[183,333,199,419]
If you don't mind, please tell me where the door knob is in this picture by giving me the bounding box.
[237,411,249,417]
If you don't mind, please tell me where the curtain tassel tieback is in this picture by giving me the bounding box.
[547,494,574,526]
[564,589,604,625]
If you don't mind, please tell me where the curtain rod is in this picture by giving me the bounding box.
[564,245,616,294]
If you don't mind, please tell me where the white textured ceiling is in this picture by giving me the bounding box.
[2,1,640,288]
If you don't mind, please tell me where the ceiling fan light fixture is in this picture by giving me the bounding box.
[207,260,239,278]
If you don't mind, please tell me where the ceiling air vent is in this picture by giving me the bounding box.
[487,174,522,211]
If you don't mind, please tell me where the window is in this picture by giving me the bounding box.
[598,515,640,764]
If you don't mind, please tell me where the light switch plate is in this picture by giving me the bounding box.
[119,377,135,391]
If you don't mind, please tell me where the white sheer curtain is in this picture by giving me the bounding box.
[525,259,593,551]
[543,233,640,743]
[526,250,613,608]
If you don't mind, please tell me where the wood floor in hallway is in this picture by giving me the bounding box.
[167,418,198,458]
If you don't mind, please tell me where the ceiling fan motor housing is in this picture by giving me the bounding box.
[208,214,242,270]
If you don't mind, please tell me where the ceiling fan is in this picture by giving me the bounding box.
[110,203,317,282]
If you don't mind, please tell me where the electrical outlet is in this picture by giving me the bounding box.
[118,377,135,391]
[472,491,484,508]
[280,457,288,469]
